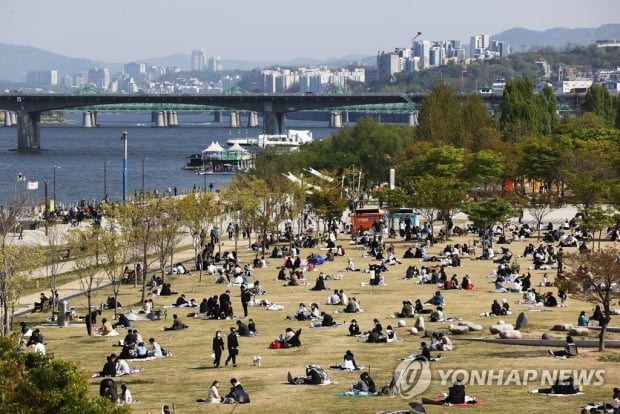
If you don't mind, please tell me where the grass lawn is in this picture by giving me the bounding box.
[16,231,620,414]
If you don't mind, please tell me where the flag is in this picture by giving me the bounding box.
[27,181,38,190]
[17,172,25,181]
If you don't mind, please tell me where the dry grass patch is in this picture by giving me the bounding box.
[16,235,620,413]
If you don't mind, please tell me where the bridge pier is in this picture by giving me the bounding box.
[17,111,41,151]
[4,111,16,126]
[82,111,98,127]
[408,111,418,126]
[229,112,240,128]
[155,111,168,127]
[167,111,179,127]
[329,112,343,128]
[214,111,224,123]
[247,111,259,128]
[263,111,285,134]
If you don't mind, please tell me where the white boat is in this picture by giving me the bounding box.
[226,129,313,150]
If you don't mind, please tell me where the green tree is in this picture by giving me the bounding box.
[564,171,608,212]
[151,197,183,281]
[461,198,517,235]
[103,200,157,304]
[461,93,498,151]
[0,335,130,413]
[416,81,463,146]
[405,175,469,236]
[178,192,217,282]
[464,150,506,192]
[585,84,617,127]
[578,207,615,251]
[500,78,556,141]
[307,185,350,234]
[407,144,465,178]
[69,224,105,336]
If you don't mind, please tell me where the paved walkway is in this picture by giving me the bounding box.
[14,221,203,317]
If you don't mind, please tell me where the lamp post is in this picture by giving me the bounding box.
[142,157,148,202]
[121,131,128,203]
[103,161,109,201]
[52,166,60,210]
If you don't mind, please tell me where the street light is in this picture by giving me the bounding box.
[103,161,109,201]
[142,157,148,201]
[120,131,128,203]
[52,166,60,210]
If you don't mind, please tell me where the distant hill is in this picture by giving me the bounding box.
[1,24,618,83]
[0,43,122,83]
[492,24,620,51]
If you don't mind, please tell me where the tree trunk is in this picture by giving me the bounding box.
[599,321,607,352]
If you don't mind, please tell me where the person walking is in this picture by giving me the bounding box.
[225,327,239,367]
[212,330,225,368]
[241,285,252,318]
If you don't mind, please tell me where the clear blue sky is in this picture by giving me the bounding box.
[2,0,618,63]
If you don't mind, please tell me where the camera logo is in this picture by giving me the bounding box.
[394,359,432,399]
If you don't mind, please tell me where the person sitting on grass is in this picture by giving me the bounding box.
[340,350,358,370]
[578,311,590,327]
[343,297,361,313]
[548,335,578,358]
[99,318,114,336]
[425,291,445,306]
[320,311,336,327]
[163,314,188,331]
[349,319,361,336]
[348,372,376,394]
[197,380,223,403]
[224,378,250,404]
[99,378,118,403]
[440,374,476,405]
[310,274,327,291]
[148,337,163,358]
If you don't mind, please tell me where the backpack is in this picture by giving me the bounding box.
[306,365,328,385]
[269,340,281,349]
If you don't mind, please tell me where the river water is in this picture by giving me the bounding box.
[0,113,336,208]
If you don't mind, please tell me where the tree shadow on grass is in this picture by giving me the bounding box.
[486,350,545,358]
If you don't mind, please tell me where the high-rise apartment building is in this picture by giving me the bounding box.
[208,57,222,72]
[26,70,58,86]
[470,34,490,58]
[191,49,207,71]
[376,51,401,81]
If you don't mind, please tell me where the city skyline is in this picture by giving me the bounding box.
[2,0,618,64]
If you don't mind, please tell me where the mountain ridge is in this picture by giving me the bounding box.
[0,24,618,83]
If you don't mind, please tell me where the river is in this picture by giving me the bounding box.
[0,112,337,208]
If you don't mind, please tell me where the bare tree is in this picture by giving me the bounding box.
[560,247,620,351]
[525,192,558,241]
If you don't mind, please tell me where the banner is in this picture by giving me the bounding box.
[27,181,39,190]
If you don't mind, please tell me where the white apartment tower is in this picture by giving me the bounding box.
[191,49,207,71]
[412,40,432,69]
[470,34,490,58]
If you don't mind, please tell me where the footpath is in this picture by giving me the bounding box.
[13,222,204,318]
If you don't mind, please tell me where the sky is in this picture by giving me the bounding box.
[2,0,618,63]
